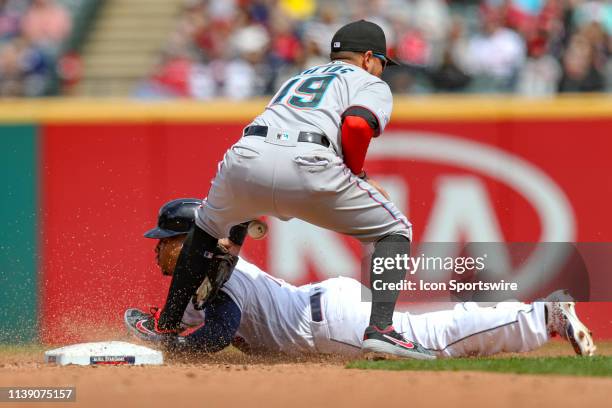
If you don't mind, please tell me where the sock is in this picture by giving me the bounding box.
[369,234,410,328]
[158,225,217,330]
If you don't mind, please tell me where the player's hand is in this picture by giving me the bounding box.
[365,178,390,200]
[219,238,242,256]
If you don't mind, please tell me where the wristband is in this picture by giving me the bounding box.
[229,222,249,246]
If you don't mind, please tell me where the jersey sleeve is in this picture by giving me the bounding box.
[349,80,393,136]
[340,115,374,174]
[179,292,241,353]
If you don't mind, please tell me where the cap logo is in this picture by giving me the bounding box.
[333,41,341,49]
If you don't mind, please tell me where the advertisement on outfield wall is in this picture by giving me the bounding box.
[30,115,612,342]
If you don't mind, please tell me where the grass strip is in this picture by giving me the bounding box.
[347,356,612,377]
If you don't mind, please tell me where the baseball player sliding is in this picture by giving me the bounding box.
[127,20,433,359]
[125,199,597,358]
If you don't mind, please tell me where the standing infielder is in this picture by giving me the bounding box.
[128,20,434,359]
[125,199,597,358]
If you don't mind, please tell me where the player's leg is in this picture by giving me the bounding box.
[283,154,433,358]
[361,233,437,358]
[311,277,374,355]
[394,302,548,358]
[392,291,596,358]
[148,141,272,334]
[306,278,545,358]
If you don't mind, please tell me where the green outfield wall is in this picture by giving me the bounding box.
[0,125,38,342]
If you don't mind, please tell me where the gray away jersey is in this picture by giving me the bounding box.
[251,60,393,156]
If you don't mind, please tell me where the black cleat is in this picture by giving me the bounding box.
[362,325,436,360]
[124,307,180,343]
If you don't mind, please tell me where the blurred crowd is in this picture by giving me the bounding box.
[138,0,612,99]
[2,0,610,98]
[0,0,72,96]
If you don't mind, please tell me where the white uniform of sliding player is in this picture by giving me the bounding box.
[182,258,549,357]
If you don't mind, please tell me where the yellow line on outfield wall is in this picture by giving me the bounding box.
[0,95,611,123]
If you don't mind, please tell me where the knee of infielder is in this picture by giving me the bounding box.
[375,232,411,248]
[371,233,411,282]
[371,233,411,278]
[370,224,412,244]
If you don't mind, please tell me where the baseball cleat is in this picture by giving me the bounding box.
[124,307,180,343]
[545,290,596,356]
[362,325,436,360]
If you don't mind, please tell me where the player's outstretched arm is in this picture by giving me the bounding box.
[170,292,241,354]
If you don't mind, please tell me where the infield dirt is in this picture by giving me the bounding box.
[1,342,611,408]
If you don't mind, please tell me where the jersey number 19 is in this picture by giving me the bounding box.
[272,76,335,109]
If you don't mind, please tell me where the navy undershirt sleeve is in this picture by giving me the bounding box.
[181,291,241,353]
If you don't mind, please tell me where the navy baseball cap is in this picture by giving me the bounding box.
[330,20,399,66]
[144,198,201,239]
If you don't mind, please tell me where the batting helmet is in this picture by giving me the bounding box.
[143,198,201,239]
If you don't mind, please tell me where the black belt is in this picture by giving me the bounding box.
[310,291,323,322]
[243,125,330,148]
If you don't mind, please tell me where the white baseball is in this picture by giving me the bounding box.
[248,220,268,239]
